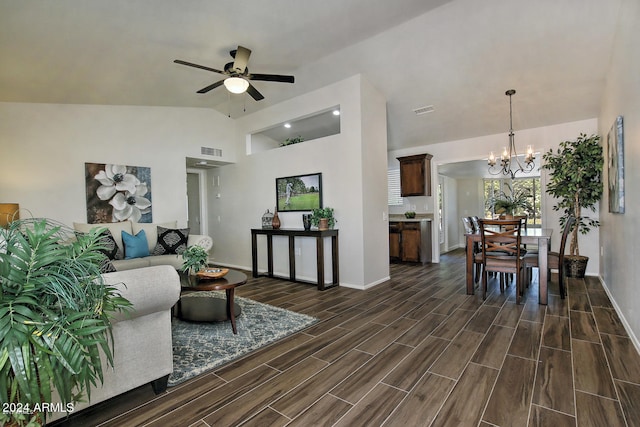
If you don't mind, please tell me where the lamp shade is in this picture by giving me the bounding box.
[0,203,19,228]
[223,77,249,94]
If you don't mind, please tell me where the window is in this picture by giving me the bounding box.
[484,177,541,226]
[387,169,403,206]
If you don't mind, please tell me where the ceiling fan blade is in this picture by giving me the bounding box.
[246,83,264,101]
[249,73,295,83]
[232,46,251,73]
[174,59,225,75]
[196,80,225,94]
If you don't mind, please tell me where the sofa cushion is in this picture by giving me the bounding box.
[148,254,184,270]
[153,226,189,255]
[132,221,177,252]
[111,257,151,271]
[122,230,150,259]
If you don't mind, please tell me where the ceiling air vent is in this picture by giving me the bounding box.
[201,147,223,157]
[413,105,435,116]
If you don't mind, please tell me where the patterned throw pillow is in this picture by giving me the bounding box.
[97,229,124,260]
[99,258,117,273]
[153,226,189,255]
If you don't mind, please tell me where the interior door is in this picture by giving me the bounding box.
[186,172,202,234]
[438,176,446,254]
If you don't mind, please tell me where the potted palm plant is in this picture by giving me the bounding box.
[0,218,131,426]
[487,182,533,216]
[542,133,603,277]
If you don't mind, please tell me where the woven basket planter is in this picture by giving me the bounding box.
[565,255,589,278]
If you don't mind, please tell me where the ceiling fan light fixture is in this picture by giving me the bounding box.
[223,77,249,94]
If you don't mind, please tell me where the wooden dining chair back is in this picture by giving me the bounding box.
[462,217,474,234]
[478,218,525,303]
[471,216,480,233]
[462,217,482,283]
[523,215,576,299]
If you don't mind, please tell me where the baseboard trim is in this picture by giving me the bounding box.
[598,275,640,355]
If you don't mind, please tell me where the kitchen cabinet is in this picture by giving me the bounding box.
[389,220,432,264]
[397,153,433,196]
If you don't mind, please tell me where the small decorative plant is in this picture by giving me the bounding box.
[487,182,533,216]
[404,211,416,219]
[542,133,603,257]
[310,207,336,229]
[181,245,209,274]
[0,218,131,427]
[280,136,305,147]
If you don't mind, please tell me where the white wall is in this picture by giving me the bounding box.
[207,75,390,289]
[389,118,599,269]
[456,178,484,247]
[598,0,640,345]
[0,102,235,226]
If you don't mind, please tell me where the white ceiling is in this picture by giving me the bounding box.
[0,0,622,151]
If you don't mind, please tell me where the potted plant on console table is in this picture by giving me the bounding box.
[310,207,336,231]
[542,133,603,278]
[0,218,131,427]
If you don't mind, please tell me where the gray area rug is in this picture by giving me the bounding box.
[169,292,318,386]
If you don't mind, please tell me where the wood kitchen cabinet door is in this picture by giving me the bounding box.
[397,154,432,196]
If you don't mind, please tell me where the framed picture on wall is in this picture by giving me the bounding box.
[607,115,624,213]
[276,172,322,212]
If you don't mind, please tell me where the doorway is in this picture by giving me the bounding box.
[438,175,446,254]
[186,169,208,235]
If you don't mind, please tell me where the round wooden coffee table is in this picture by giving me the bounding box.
[177,269,247,334]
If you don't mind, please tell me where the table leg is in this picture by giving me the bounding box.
[226,289,237,334]
[251,232,258,278]
[332,234,339,285]
[466,235,474,295]
[267,235,274,277]
[538,237,549,305]
[289,235,296,281]
[317,236,325,291]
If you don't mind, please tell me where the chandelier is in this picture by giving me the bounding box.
[488,89,535,178]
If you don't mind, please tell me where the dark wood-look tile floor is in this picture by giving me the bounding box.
[52,249,640,427]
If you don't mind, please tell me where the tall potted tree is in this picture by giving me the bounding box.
[0,218,131,426]
[542,133,603,277]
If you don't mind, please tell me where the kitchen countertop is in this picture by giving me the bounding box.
[389,214,433,222]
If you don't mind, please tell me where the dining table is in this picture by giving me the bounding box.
[465,227,554,305]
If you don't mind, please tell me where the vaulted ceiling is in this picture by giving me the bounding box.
[0,0,621,150]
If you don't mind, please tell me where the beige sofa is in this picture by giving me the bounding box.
[48,265,181,422]
[73,220,213,271]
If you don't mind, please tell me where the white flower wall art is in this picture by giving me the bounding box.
[85,163,153,223]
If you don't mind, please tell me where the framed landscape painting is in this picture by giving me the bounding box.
[276,172,322,212]
[607,116,624,213]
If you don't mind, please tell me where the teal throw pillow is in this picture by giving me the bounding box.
[122,229,150,259]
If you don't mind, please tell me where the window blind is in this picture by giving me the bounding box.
[388,169,403,206]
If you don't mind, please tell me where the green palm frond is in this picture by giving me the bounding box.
[0,218,131,426]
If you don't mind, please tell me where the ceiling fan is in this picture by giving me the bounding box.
[174,46,295,101]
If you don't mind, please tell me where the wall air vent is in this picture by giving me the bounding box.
[201,147,223,157]
[413,105,435,115]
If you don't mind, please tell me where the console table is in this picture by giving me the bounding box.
[251,228,339,290]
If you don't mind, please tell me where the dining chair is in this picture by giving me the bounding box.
[470,216,480,233]
[523,215,576,299]
[478,218,525,303]
[462,217,482,284]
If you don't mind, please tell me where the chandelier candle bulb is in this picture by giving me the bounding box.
[488,152,496,166]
